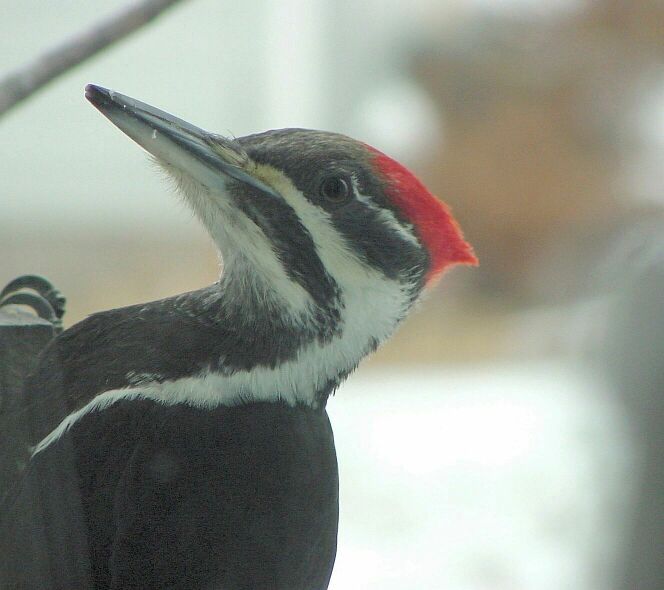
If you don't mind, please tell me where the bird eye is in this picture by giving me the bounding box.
[319,175,352,205]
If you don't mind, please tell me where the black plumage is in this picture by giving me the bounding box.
[4,400,338,589]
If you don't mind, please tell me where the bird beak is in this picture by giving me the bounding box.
[84,84,278,199]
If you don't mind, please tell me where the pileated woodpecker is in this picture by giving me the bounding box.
[1,85,476,589]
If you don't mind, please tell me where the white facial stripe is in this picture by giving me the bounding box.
[346,172,421,249]
[354,192,420,248]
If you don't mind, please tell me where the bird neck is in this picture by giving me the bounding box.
[30,256,416,459]
[204,258,412,408]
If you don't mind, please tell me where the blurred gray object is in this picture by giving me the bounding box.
[0,277,92,588]
[0,276,63,485]
[603,225,664,590]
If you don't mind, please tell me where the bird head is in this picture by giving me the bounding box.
[85,84,476,404]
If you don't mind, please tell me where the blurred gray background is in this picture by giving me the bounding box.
[2,0,664,588]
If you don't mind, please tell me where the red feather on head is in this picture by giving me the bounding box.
[367,147,478,284]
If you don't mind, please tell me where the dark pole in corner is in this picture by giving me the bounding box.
[0,275,65,483]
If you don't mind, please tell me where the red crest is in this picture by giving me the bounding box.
[368,147,477,284]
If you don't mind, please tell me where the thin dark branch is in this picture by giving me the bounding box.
[0,0,188,118]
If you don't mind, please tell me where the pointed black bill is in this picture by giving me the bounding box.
[84,84,279,199]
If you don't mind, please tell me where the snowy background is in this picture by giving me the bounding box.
[329,363,634,590]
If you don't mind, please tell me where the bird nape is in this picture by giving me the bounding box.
[0,85,476,589]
